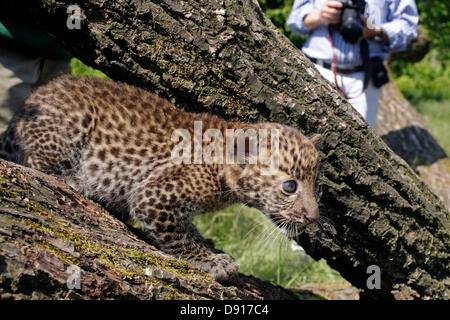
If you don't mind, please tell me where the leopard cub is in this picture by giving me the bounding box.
[0,76,321,280]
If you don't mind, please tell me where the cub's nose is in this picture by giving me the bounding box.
[302,205,319,225]
[304,214,317,225]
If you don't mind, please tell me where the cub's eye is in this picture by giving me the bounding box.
[282,180,297,194]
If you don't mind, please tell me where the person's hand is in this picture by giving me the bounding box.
[318,1,343,24]
[304,1,343,30]
[360,16,388,42]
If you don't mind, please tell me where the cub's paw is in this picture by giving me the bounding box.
[193,253,239,281]
[61,176,84,193]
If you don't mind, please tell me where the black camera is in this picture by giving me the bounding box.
[333,0,366,44]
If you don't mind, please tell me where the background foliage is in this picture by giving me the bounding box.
[415,0,450,60]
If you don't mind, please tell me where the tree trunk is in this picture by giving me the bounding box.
[0,158,309,300]
[2,0,449,300]
[377,76,450,209]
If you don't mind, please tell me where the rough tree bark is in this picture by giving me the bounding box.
[2,0,449,300]
[0,159,309,300]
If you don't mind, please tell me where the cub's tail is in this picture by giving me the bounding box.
[0,124,26,164]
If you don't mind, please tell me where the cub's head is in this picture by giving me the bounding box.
[226,124,321,237]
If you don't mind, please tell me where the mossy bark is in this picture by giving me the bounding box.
[2,0,449,299]
[0,159,308,300]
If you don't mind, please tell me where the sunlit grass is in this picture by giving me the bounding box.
[71,58,108,78]
[413,99,450,155]
[193,204,344,288]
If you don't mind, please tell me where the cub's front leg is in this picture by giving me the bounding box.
[130,173,238,281]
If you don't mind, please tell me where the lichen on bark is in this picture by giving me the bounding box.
[0,159,313,300]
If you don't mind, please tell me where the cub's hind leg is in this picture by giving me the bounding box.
[9,104,91,177]
[0,116,85,195]
[129,167,239,281]
[17,128,83,177]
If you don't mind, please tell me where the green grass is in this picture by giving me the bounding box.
[412,99,450,155]
[193,205,344,288]
[71,58,108,78]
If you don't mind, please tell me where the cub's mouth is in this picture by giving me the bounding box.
[267,213,311,238]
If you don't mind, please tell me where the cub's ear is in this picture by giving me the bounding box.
[308,133,323,148]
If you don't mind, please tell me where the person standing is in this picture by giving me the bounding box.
[287,0,418,128]
[0,9,72,133]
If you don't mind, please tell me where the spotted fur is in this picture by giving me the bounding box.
[0,76,321,280]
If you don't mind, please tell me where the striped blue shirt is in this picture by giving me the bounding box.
[287,0,419,67]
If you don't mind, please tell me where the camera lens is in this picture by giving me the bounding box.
[341,9,363,44]
[338,0,365,44]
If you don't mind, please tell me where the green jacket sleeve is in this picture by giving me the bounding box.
[0,13,72,60]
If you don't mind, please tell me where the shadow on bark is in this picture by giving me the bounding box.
[381,126,447,168]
